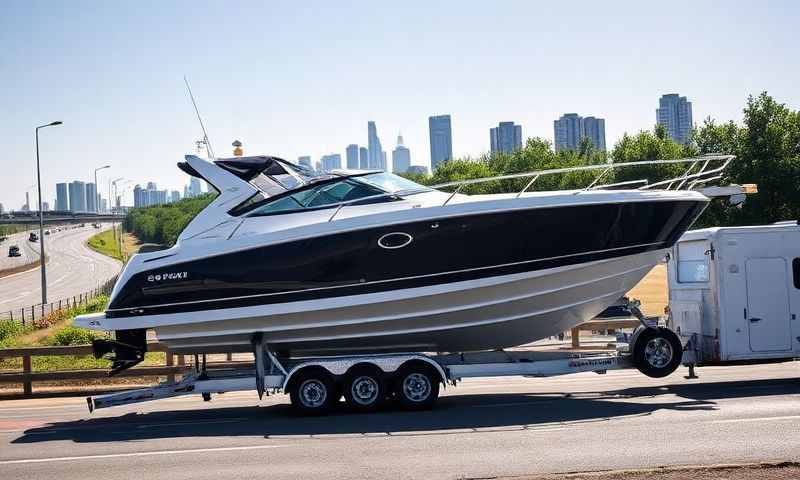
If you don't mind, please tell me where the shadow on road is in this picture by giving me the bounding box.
[11,377,798,445]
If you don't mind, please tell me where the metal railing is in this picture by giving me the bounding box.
[0,276,117,326]
[433,155,735,205]
[323,155,735,221]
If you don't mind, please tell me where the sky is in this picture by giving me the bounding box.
[1,0,798,209]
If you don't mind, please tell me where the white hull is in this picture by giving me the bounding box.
[128,249,666,354]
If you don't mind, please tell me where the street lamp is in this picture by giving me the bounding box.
[94,165,110,213]
[35,120,62,305]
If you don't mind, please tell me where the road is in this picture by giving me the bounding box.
[0,229,41,272]
[0,362,797,479]
[0,225,121,314]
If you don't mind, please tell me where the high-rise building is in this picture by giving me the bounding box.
[554,113,583,152]
[22,192,30,211]
[367,121,383,170]
[55,183,69,211]
[554,113,606,152]
[42,201,49,211]
[359,147,368,169]
[100,198,107,213]
[0,203,3,214]
[345,144,360,170]
[657,93,693,145]
[392,134,411,174]
[86,183,97,213]
[406,165,429,175]
[133,184,145,208]
[170,190,181,203]
[298,156,312,170]
[582,117,606,152]
[68,181,87,212]
[189,178,202,197]
[428,115,453,171]
[490,121,523,154]
[320,154,342,172]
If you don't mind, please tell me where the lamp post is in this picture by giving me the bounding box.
[94,165,110,213]
[35,121,62,305]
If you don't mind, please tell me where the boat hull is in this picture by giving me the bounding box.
[151,248,666,354]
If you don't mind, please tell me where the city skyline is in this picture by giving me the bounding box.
[2,2,797,208]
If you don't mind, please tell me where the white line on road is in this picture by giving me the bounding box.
[0,444,290,465]
[711,415,800,424]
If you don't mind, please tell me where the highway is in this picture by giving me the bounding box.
[0,362,797,479]
[0,225,121,315]
[0,229,41,272]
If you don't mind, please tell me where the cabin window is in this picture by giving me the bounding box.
[248,179,386,217]
[677,240,710,283]
[793,258,800,289]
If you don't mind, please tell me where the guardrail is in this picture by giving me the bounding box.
[0,342,244,396]
[0,276,117,324]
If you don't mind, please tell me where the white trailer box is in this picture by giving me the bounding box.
[667,222,800,364]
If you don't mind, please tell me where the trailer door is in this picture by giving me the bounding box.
[745,258,792,352]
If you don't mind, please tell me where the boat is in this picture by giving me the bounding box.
[75,154,735,373]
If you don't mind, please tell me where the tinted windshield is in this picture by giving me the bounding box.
[247,172,429,217]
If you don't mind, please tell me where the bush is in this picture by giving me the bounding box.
[0,320,25,343]
[51,326,100,346]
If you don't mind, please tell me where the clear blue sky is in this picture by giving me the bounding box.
[1,1,798,209]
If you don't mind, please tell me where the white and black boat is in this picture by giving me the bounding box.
[76,154,735,373]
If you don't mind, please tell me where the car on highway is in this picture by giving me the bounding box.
[8,245,20,257]
[29,232,38,242]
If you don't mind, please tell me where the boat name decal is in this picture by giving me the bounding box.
[147,272,188,282]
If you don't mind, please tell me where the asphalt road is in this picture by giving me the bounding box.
[0,362,797,479]
[0,225,121,314]
[0,229,41,271]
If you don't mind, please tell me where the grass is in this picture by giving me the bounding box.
[87,228,142,262]
[86,228,124,261]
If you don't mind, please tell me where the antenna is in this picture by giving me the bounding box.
[184,76,216,159]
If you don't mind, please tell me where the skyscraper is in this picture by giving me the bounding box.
[297,156,312,170]
[392,134,411,174]
[367,121,383,170]
[86,183,97,213]
[189,177,202,197]
[170,190,181,203]
[428,115,452,171]
[490,121,523,154]
[56,183,69,211]
[68,181,87,213]
[582,117,606,151]
[359,147,368,169]
[553,113,606,152]
[554,113,583,152]
[346,144,360,169]
[657,93,693,144]
[320,154,342,172]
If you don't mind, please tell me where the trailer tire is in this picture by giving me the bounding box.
[288,368,337,415]
[633,327,683,378]
[394,362,440,410]
[343,365,386,412]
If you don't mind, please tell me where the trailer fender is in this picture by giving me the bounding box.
[281,354,447,392]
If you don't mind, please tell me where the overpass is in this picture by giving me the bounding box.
[0,211,125,225]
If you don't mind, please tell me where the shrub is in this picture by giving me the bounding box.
[0,320,25,343]
[51,326,100,346]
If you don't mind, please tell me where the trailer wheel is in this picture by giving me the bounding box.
[288,368,336,415]
[633,327,683,378]
[343,365,386,412]
[394,362,440,410]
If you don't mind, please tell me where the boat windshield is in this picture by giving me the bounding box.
[247,172,430,217]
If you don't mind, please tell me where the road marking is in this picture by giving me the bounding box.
[711,415,800,424]
[0,444,290,465]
